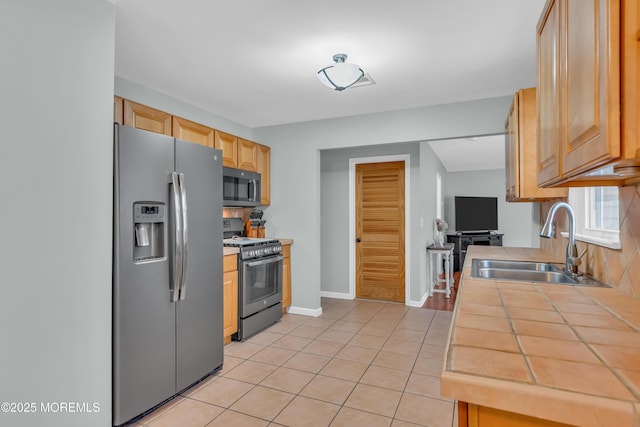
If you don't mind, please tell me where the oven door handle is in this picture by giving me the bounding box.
[244,255,283,268]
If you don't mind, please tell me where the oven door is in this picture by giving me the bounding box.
[239,254,283,318]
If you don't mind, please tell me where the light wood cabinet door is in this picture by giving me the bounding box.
[214,130,237,168]
[618,0,640,173]
[460,402,573,427]
[237,138,258,172]
[223,270,238,342]
[282,244,291,314]
[536,0,640,186]
[506,88,567,201]
[536,0,562,186]
[123,99,172,135]
[560,0,620,177]
[223,254,238,343]
[257,144,271,205]
[114,96,123,124]
[172,116,214,148]
[505,96,518,201]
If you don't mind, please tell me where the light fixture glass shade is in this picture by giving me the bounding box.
[317,54,364,91]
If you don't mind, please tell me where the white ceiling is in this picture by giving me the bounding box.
[428,135,505,172]
[114,0,545,128]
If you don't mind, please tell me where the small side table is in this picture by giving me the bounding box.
[426,243,455,298]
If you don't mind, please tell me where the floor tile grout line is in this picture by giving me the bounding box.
[138,299,455,426]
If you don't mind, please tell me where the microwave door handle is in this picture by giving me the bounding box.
[178,173,188,301]
[252,179,257,202]
[170,172,182,302]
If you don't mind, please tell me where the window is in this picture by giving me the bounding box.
[567,186,620,249]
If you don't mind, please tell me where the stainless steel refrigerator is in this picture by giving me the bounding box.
[113,124,223,426]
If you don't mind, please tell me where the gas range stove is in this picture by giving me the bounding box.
[222,211,283,257]
[222,237,278,247]
[223,237,282,260]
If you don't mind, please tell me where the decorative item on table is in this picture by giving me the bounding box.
[433,218,448,247]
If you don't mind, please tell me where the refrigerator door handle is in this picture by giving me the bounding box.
[171,172,183,302]
[178,173,188,300]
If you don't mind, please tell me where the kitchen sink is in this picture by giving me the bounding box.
[470,259,608,287]
[472,259,563,272]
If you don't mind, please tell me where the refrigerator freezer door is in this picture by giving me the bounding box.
[113,125,177,426]
[175,139,224,391]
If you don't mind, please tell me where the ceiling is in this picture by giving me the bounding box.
[114,0,546,130]
[114,1,545,171]
[428,135,506,172]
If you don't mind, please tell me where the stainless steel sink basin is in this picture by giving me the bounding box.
[472,259,563,272]
[470,259,608,287]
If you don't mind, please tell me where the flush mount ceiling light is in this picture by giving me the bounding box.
[317,53,365,91]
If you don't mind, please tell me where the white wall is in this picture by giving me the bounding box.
[444,169,541,247]
[254,96,512,312]
[115,77,254,140]
[0,1,114,426]
[418,142,451,296]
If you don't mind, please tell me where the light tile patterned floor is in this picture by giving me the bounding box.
[133,298,457,427]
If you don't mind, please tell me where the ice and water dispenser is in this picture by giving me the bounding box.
[133,202,165,262]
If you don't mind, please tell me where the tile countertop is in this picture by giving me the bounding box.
[440,246,640,427]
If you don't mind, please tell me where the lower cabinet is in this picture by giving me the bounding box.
[223,254,238,345]
[459,402,573,427]
[282,244,291,314]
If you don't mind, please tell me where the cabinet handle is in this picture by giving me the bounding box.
[356,238,362,243]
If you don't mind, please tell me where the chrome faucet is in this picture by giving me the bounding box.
[540,201,581,275]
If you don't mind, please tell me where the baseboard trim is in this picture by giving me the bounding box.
[287,306,323,317]
[320,291,353,300]
[406,291,429,308]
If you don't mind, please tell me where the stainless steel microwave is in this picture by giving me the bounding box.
[223,167,261,207]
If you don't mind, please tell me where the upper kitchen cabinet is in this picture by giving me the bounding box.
[237,138,258,172]
[123,100,172,136]
[536,0,640,187]
[505,88,567,201]
[257,143,271,205]
[172,116,214,149]
[114,96,123,124]
[214,130,238,168]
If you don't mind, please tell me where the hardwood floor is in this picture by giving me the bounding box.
[421,272,461,311]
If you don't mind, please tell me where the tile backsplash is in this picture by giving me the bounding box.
[540,183,640,297]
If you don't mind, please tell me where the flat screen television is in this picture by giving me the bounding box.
[454,196,498,232]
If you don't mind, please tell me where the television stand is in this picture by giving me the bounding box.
[447,232,503,271]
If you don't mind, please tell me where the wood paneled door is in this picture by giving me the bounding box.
[355,161,406,303]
